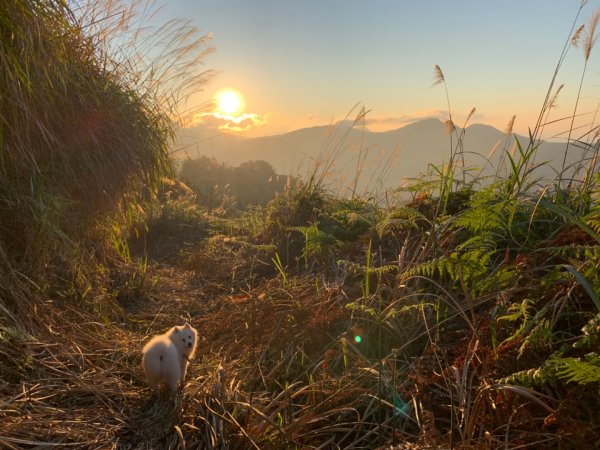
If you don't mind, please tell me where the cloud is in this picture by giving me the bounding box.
[185,111,268,133]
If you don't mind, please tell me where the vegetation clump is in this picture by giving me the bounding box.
[180,156,291,212]
[0,0,173,268]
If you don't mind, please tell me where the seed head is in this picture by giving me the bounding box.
[504,115,516,134]
[432,65,445,86]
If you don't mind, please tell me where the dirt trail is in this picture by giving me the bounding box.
[0,229,278,448]
[113,253,234,447]
[131,264,208,323]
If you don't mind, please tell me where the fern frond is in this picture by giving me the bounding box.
[499,298,535,346]
[539,244,600,261]
[499,367,552,388]
[337,259,397,277]
[456,184,507,234]
[586,209,600,235]
[498,353,600,389]
[498,355,562,388]
[376,207,428,237]
[518,319,553,358]
[456,232,500,253]
[477,265,515,294]
[499,298,534,323]
[290,223,337,262]
[407,248,499,295]
[553,353,600,384]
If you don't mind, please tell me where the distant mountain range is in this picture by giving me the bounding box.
[174,118,582,193]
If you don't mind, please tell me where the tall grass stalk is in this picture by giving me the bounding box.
[530,0,588,151]
[562,8,600,185]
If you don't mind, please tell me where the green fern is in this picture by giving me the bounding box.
[518,318,553,358]
[455,232,499,254]
[554,353,600,385]
[586,212,600,236]
[455,184,506,235]
[499,366,554,388]
[499,297,558,358]
[326,201,378,241]
[408,249,495,294]
[499,298,534,342]
[498,354,563,388]
[291,222,337,263]
[500,352,600,389]
[477,265,515,294]
[375,207,428,237]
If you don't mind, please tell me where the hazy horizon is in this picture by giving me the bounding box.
[179,114,563,143]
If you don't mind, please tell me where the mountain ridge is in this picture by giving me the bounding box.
[175,118,575,192]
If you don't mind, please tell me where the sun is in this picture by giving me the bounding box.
[216,89,243,115]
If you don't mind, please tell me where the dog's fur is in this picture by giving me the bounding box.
[142,322,197,392]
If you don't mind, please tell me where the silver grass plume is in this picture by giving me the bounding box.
[584,9,600,61]
[548,84,565,110]
[572,24,585,47]
[432,64,445,86]
[504,115,516,134]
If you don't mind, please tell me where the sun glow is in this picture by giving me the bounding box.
[216,89,243,115]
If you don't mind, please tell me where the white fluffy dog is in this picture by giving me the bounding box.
[142,322,198,392]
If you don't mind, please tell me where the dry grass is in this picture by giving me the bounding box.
[0,305,140,447]
[194,275,418,449]
[0,259,223,449]
[0,249,409,449]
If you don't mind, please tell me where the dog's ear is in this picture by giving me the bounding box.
[184,322,191,329]
[173,326,179,333]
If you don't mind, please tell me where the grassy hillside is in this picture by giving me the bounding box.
[2,0,600,449]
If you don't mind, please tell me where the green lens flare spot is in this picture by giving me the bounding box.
[354,335,362,344]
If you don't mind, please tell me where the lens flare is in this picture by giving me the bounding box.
[354,335,362,344]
